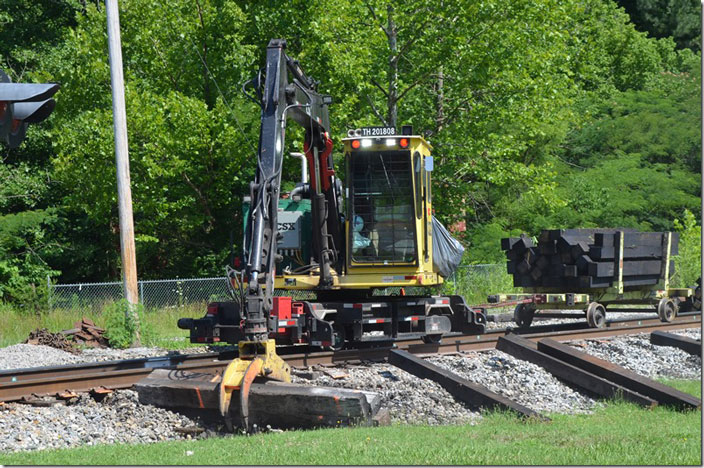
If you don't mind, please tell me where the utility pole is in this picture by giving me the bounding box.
[106,0,140,345]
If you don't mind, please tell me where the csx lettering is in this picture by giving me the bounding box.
[278,222,296,231]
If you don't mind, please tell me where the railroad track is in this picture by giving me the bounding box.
[0,314,699,403]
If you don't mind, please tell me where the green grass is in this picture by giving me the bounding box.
[441,263,518,305]
[0,302,207,349]
[1,390,700,466]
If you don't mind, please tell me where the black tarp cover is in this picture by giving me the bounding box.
[432,216,464,277]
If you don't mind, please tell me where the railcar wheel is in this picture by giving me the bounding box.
[421,334,442,344]
[513,303,535,328]
[657,298,677,323]
[586,302,606,328]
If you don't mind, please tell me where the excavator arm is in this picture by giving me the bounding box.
[243,38,341,342]
[220,39,342,430]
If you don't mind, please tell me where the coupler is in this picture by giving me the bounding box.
[219,339,290,431]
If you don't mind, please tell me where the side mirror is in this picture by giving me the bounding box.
[425,156,434,172]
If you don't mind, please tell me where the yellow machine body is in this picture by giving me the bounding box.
[274,135,441,290]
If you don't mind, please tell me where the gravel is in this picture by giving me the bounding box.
[291,363,482,426]
[427,351,598,415]
[0,344,216,371]
[0,390,218,453]
[567,327,701,379]
[0,344,86,370]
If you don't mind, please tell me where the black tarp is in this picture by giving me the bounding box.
[432,216,464,277]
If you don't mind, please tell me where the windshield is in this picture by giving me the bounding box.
[350,150,416,264]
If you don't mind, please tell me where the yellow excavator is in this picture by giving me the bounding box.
[178,39,486,430]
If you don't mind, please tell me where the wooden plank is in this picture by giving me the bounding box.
[388,349,546,420]
[135,369,381,429]
[538,230,552,243]
[570,275,661,289]
[538,242,557,255]
[501,237,521,251]
[530,267,544,281]
[513,275,537,288]
[535,255,549,270]
[541,276,567,288]
[570,242,590,261]
[650,331,702,357]
[589,245,664,260]
[549,229,621,242]
[548,264,577,277]
[496,335,657,407]
[509,237,534,255]
[537,339,701,410]
[576,255,594,274]
[595,230,658,247]
[516,260,531,275]
[588,260,664,277]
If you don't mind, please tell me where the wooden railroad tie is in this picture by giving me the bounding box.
[134,369,387,430]
[650,331,702,357]
[536,338,700,410]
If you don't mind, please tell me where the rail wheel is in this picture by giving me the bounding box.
[657,298,677,323]
[513,303,535,328]
[421,334,443,344]
[586,302,606,328]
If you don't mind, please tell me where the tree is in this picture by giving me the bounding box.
[616,0,701,51]
[42,0,260,280]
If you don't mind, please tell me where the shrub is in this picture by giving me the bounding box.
[672,209,701,288]
[102,300,154,348]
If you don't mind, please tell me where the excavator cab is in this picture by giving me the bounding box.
[343,128,438,285]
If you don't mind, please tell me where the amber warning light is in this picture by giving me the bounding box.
[351,139,361,149]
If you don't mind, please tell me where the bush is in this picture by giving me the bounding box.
[102,300,154,348]
[672,209,701,288]
[441,264,517,305]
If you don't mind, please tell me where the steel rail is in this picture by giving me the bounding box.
[0,315,700,403]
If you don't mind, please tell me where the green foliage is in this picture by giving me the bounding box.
[0,301,210,348]
[617,0,701,51]
[672,209,702,288]
[102,299,154,348]
[0,209,58,309]
[441,264,517,305]
[0,0,699,288]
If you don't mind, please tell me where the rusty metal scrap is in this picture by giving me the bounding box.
[25,328,80,354]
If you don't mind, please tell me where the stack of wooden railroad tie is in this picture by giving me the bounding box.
[61,318,109,347]
[502,229,678,290]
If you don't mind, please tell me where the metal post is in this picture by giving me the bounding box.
[106,0,140,345]
[614,231,623,295]
[46,274,51,310]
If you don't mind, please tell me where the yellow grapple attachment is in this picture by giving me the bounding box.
[219,339,290,431]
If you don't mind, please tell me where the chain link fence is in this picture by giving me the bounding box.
[48,277,232,312]
[47,264,510,312]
